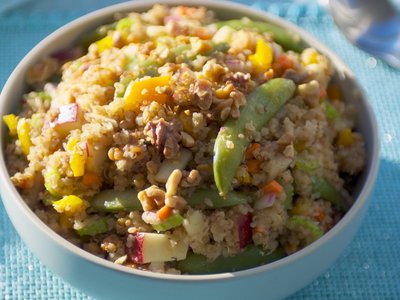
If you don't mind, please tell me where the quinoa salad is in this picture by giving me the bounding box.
[3,5,366,274]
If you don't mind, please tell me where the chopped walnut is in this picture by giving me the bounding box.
[298,80,320,108]
[144,118,182,159]
[193,78,213,110]
[202,59,227,82]
[171,66,196,105]
[138,185,166,211]
[181,169,202,187]
[211,89,246,121]
[223,72,255,93]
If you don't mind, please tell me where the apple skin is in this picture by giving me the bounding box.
[51,103,84,137]
[237,213,253,249]
[126,233,145,264]
[126,232,188,264]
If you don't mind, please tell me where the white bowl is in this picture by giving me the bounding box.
[0,1,379,299]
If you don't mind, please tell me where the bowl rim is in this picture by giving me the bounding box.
[0,0,380,282]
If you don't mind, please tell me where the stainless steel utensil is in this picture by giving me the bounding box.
[329,0,400,69]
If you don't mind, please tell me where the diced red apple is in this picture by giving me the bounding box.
[51,103,84,137]
[126,232,188,264]
[237,213,253,249]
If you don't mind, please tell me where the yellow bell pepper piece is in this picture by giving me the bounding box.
[66,137,79,152]
[52,195,86,217]
[249,38,273,72]
[337,128,353,147]
[302,49,320,66]
[67,137,87,177]
[95,35,113,54]
[70,152,87,177]
[124,76,170,112]
[17,118,31,156]
[3,114,18,136]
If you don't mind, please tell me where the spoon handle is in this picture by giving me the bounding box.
[330,0,396,20]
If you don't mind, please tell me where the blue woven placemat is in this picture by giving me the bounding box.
[1,0,400,299]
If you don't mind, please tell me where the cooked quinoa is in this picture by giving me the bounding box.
[3,5,366,274]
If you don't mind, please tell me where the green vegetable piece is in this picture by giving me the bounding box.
[91,189,142,212]
[155,148,192,183]
[76,216,113,237]
[177,245,285,274]
[215,19,306,52]
[152,214,184,232]
[187,189,248,208]
[310,176,349,211]
[295,158,319,173]
[175,44,192,56]
[211,42,230,53]
[287,216,324,241]
[44,167,61,197]
[325,103,339,121]
[213,78,296,196]
[116,17,135,32]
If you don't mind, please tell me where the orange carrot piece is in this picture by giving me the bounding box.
[245,143,261,160]
[124,76,170,112]
[262,180,283,194]
[315,210,326,222]
[246,159,259,175]
[194,27,212,40]
[156,205,173,221]
[82,173,102,186]
[277,54,293,70]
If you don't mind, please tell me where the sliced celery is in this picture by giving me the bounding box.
[76,216,113,236]
[91,189,141,212]
[152,214,184,232]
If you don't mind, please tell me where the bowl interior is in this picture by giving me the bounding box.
[0,0,379,281]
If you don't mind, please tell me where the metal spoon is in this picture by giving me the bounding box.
[329,0,400,69]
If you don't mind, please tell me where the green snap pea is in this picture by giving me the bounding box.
[75,216,113,237]
[215,19,306,52]
[287,216,324,241]
[187,189,248,208]
[177,245,285,274]
[213,78,296,196]
[310,176,349,211]
[91,189,142,212]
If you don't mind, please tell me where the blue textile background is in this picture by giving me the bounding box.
[1,0,399,299]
